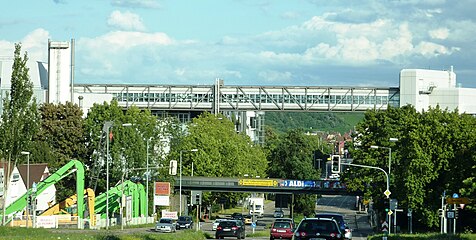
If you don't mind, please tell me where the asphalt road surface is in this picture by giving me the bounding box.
[316,195,373,240]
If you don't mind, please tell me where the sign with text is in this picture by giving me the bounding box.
[447,197,470,204]
[36,216,57,228]
[154,182,170,195]
[239,179,278,187]
[161,210,178,219]
[154,195,170,206]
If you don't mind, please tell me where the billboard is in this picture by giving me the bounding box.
[154,182,170,195]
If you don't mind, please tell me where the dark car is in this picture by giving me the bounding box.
[216,219,246,239]
[293,218,344,240]
[176,215,193,229]
[270,221,294,240]
[231,212,245,223]
[315,213,352,239]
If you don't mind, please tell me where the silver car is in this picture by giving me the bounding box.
[155,218,176,233]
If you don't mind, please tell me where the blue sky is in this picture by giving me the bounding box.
[1,0,476,87]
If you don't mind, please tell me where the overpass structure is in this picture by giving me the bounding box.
[74,82,400,113]
[174,176,360,195]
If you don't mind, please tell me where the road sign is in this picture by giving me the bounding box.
[390,199,398,210]
[452,193,459,198]
[251,222,256,228]
[384,190,391,198]
[447,197,470,204]
[239,179,278,187]
[388,210,393,215]
[446,210,455,219]
[381,221,389,232]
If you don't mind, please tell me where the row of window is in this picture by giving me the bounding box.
[113,92,391,105]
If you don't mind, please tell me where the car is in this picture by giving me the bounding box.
[215,219,246,239]
[315,213,352,239]
[213,219,226,231]
[243,214,253,225]
[155,218,176,233]
[231,212,245,223]
[293,217,344,240]
[176,215,193,229]
[270,220,294,240]
[274,218,295,228]
[273,209,285,218]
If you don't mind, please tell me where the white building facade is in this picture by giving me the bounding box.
[399,67,476,114]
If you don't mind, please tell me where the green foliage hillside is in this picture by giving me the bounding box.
[265,112,364,134]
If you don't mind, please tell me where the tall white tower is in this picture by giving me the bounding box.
[48,39,75,104]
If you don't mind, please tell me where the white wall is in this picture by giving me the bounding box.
[398,68,476,114]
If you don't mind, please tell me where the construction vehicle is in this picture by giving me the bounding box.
[40,188,96,226]
[0,160,86,228]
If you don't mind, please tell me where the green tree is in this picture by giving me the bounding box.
[35,102,87,199]
[178,112,268,206]
[267,129,323,216]
[0,43,40,170]
[348,105,476,231]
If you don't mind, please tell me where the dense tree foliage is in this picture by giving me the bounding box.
[266,128,329,216]
[265,112,363,134]
[83,101,177,197]
[178,112,268,206]
[35,102,87,199]
[346,105,476,231]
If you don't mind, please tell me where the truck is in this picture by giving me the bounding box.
[248,197,264,218]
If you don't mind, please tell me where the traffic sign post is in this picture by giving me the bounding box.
[251,222,256,234]
[381,221,389,240]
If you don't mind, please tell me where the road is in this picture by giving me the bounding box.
[316,195,373,240]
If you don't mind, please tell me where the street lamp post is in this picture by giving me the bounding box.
[124,124,151,221]
[104,121,113,230]
[20,151,30,228]
[179,149,198,215]
[146,138,150,221]
[370,137,398,234]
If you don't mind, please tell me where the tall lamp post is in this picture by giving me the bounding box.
[179,149,198,215]
[124,124,151,221]
[20,151,30,228]
[371,137,398,234]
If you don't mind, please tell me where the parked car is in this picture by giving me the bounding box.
[293,217,344,240]
[215,219,246,239]
[155,218,176,233]
[270,220,294,240]
[213,219,226,231]
[176,215,193,229]
[315,213,352,239]
[273,209,285,218]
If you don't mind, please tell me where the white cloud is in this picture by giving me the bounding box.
[429,28,449,39]
[258,70,293,82]
[0,28,50,62]
[107,10,146,31]
[414,41,456,57]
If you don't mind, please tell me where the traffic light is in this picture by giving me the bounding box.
[455,209,459,219]
[331,155,341,173]
[195,194,201,205]
[438,209,443,217]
